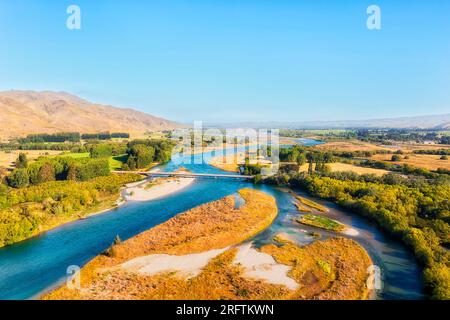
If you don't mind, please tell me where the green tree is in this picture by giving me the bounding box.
[296,153,306,166]
[306,153,315,174]
[89,144,114,158]
[128,144,155,169]
[126,157,137,170]
[15,153,28,169]
[6,169,29,188]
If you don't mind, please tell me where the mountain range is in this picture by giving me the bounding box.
[205,114,450,130]
[0,90,180,139]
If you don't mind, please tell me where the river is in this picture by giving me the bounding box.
[0,141,424,300]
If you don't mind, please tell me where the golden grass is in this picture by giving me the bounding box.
[293,201,313,212]
[370,154,450,171]
[45,238,372,300]
[316,140,391,152]
[299,162,390,176]
[316,140,450,153]
[0,150,63,169]
[261,238,372,300]
[209,153,243,172]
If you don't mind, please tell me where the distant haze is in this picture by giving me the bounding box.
[205,114,450,130]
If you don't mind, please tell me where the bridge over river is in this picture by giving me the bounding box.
[114,171,254,180]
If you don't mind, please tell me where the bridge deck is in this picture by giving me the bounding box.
[114,171,253,179]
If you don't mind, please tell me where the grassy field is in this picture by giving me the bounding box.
[108,154,128,170]
[315,140,392,152]
[58,152,90,159]
[0,150,63,169]
[299,162,390,176]
[57,152,129,171]
[316,140,450,153]
[297,214,347,232]
[370,153,450,171]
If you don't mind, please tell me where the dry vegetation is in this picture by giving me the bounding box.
[0,90,179,139]
[0,150,62,169]
[261,238,372,300]
[298,162,390,176]
[209,153,244,172]
[44,189,372,300]
[316,140,392,152]
[370,154,450,171]
[316,140,450,153]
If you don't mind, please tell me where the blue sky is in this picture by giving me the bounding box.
[1,0,449,123]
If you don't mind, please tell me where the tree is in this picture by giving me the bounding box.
[89,144,113,158]
[6,169,29,188]
[16,153,28,169]
[296,153,306,166]
[391,155,402,162]
[306,153,315,174]
[126,157,137,170]
[128,144,155,169]
[38,162,56,183]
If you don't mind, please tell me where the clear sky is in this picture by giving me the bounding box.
[1,0,449,123]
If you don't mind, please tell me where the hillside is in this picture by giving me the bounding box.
[0,90,180,139]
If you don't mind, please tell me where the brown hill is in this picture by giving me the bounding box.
[0,90,180,139]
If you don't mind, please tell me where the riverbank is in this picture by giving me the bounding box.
[0,173,143,248]
[43,188,372,300]
[122,176,195,202]
[0,169,197,249]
